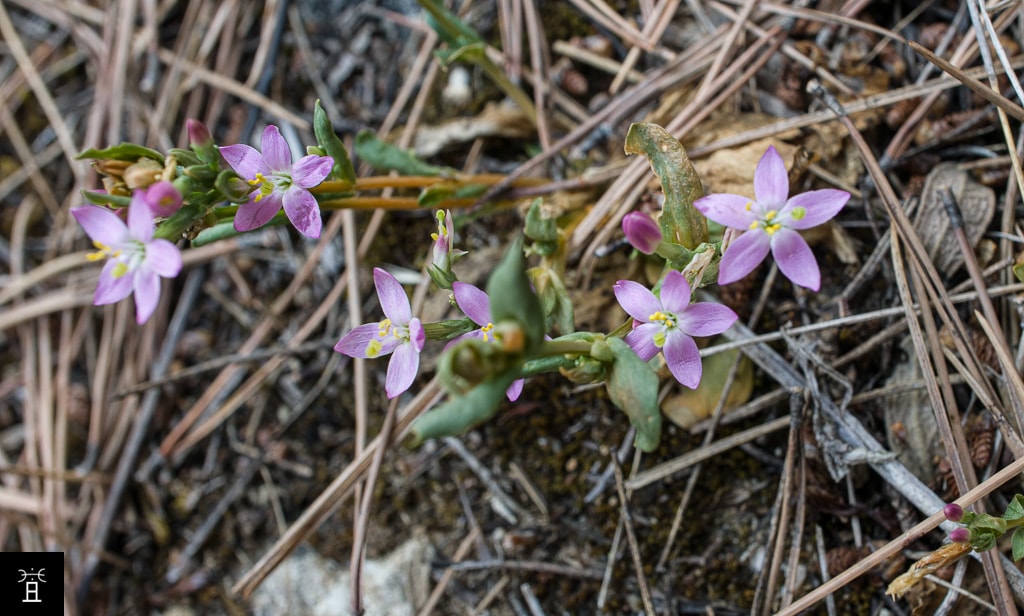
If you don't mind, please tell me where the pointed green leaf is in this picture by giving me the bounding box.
[1005,494,1024,521]
[409,367,520,444]
[624,123,707,249]
[486,236,545,355]
[77,143,165,164]
[1014,528,1024,561]
[314,100,357,186]
[418,0,483,48]
[605,337,661,452]
[354,130,454,177]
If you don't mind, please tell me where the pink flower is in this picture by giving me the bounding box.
[71,194,182,324]
[622,211,662,254]
[451,281,525,401]
[219,125,333,238]
[693,145,850,291]
[949,528,970,543]
[334,268,425,398]
[613,270,737,388]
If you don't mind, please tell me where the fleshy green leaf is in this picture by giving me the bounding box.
[354,130,454,177]
[1005,494,1024,521]
[624,123,707,249]
[418,0,483,48]
[971,513,1007,535]
[77,143,165,164]
[973,531,997,552]
[408,368,519,444]
[82,191,131,208]
[418,182,487,207]
[1014,528,1024,561]
[605,337,661,452]
[486,236,545,355]
[313,100,357,186]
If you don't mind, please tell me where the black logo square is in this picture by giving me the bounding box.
[0,552,64,615]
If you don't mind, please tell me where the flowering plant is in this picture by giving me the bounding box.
[71,105,850,452]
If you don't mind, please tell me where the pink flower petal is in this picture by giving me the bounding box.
[677,303,738,337]
[781,189,850,229]
[385,342,420,398]
[373,268,412,325]
[145,240,183,278]
[233,193,283,232]
[282,187,322,238]
[335,323,389,358]
[692,193,757,230]
[93,260,134,305]
[452,282,492,326]
[663,331,702,388]
[132,269,161,324]
[658,270,691,314]
[771,228,820,291]
[753,145,789,208]
[409,318,425,352]
[219,144,269,179]
[506,378,524,401]
[614,280,661,323]
[72,206,129,246]
[625,322,662,361]
[718,229,770,285]
[291,155,333,188]
[260,125,292,171]
[127,192,157,241]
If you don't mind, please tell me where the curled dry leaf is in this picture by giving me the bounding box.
[913,162,995,276]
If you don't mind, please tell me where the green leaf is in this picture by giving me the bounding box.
[408,368,519,444]
[313,100,357,186]
[1005,494,1024,521]
[973,531,997,552]
[191,212,286,246]
[82,190,130,208]
[418,0,483,48]
[530,265,574,335]
[77,143,165,164]
[624,123,707,249]
[605,337,661,452]
[971,513,1007,535]
[354,130,453,177]
[1014,528,1024,561]
[418,182,487,207]
[486,236,546,355]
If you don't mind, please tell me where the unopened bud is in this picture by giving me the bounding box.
[943,503,964,522]
[949,528,970,543]
[622,211,662,254]
[142,181,183,217]
[187,119,213,147]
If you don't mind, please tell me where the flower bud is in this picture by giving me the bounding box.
[949,528,970,543]
[622,211,662,254]
[142,181,183,217]
[943,503,964,522]
[186,119,213,147]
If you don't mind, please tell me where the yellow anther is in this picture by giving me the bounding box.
[765,223,781,236]
[481,322,496,342]
[765,210,777,219]
[749,221,759,230]
[247,172,266,187]
[745,201,753,211]
[86,241,121,262]
[365,339,383,358]
[377,318,393,337]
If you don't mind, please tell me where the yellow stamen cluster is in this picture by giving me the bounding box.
[481,322,500,343]
[751,209,783,236]
[649,310,675,328]
[247,172,275,202]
